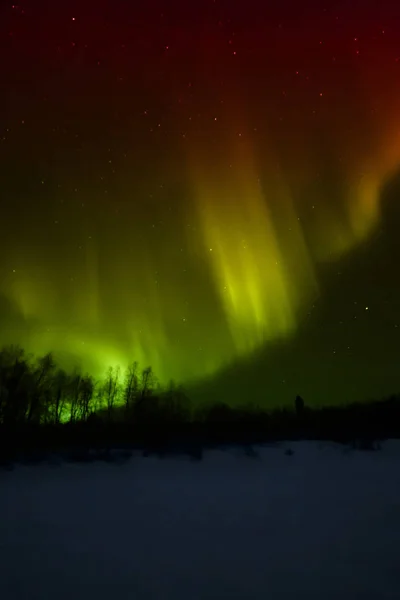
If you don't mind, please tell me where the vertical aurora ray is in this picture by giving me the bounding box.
[188,135,318,358]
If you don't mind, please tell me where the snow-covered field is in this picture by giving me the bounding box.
[1,441,400,600]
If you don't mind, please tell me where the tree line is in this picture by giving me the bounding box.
[0,344,189,428]
[1,343,400,464]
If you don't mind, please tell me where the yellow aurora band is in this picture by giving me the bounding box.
[187,133,318,357]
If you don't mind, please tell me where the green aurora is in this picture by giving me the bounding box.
[1,0,400,406]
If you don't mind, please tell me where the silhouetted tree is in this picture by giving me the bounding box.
[50,369,69,424]
[0,345,32,425]
[141,366,154,399]
[123,361,140,419]
[68,373,82,423]
[295,395,305,417]
[27,352,56,424]
[132,366,159,423]
[162,380,190,423]
[205,402,233,423]
[79,375,95,421]
[103,366,121,422]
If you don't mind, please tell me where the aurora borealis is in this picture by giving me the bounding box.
[1,0,400,406]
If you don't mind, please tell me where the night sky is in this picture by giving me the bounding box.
[1,0,400,407]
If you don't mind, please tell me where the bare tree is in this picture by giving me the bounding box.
[141,366,156,399]
[68,373,82,423]
[78,375,95,421]
[51,369,68,425]
[103,366,121,422]
[0,345,32,425]
[27,352,56,424]
[132,366,159,423]
[123,361,139,419]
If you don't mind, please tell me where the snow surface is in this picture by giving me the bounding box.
[1,441,400,600]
